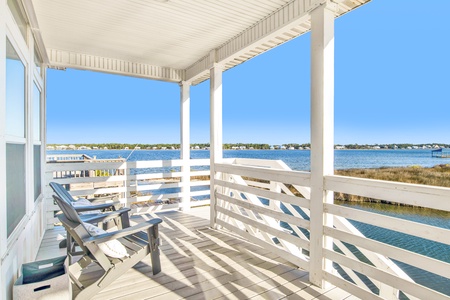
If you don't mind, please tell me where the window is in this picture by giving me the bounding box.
[6,144,26,237]
[34,145,41,201]
[33,84,42,200]
[33,84,41,141]
[6,37,26,236]
[6,38,25,138]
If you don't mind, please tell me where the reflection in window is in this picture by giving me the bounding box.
[33,84,41,141]
[34,145,42,201]
[6,38,25,138]
[6,144,26,237]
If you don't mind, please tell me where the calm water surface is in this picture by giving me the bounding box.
[48,149,450,295]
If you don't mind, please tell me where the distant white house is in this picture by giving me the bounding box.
[103,147,108,150]
[135,146,141,150]
[335,145,345,150]
[280,146,286,150]
[56,145,67,150]
[68,145,76,150]
[124,147,129,150]
[46,145,55,150]
[93,146,98,150]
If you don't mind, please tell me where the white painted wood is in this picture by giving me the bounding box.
[216,205,310,251]
[0,0,7,262]
[323,272,384,300]
[325,175,450,212]
[30,0,370,85]
[324,249,449,300]
[216,219,310,271]
[309,1,335,288]
[215,163,311,186]
[215,178,310,209]
[210,63,223,228]
[325,203,450,245]
[216,192,310,230]
[45,158,212,226]
[333,216,413,284]
[180,81,191,212]
[47,49,183,83]
[325,227,450,280]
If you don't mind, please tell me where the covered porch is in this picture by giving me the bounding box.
[1,0,450,299]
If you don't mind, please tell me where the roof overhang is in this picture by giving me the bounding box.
[30,0,370,85]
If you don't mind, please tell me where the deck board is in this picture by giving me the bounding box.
[36,207,355,300]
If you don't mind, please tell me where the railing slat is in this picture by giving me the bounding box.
[215,163,311,186]
[324,249,450,300]
[325,227,450,280]
[215,179,310,209]
[325,203,450,246]
[216,192,310,229]
[325,175,450,211]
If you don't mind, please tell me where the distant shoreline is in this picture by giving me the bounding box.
[46,142,450,151]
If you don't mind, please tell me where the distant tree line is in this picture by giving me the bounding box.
[47,142,450,150]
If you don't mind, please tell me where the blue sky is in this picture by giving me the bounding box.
[47,0,450,145]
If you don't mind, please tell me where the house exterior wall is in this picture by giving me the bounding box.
[0,1,46,299]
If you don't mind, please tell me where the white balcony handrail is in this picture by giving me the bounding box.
[44,158,211,228]
[213,158,450,300]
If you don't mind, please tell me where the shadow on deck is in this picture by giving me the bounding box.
[36,207,353,300]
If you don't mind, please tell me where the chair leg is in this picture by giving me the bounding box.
[121,212,130,228]
[147,225,161,274]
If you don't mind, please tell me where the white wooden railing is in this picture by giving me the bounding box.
[44,158,211,228]
[45,156,450,299]
[213,158,450,300]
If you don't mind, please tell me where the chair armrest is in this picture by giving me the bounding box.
[87,196,119,204]
[80,207,131,224]
[73,202,119,212]
[83,218,162,245]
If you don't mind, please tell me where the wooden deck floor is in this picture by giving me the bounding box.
[36,207,355,300]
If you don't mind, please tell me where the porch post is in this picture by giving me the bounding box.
[209,62,223,228]
[180,81,191,211]
[0,0,6,258]
[309,1,335,288]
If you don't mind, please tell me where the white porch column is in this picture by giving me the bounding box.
[180,81,191,211]
[0,0,7,259]
[309,1,335,288]
[209,63,223,228]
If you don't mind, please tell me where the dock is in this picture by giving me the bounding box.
[431,148,450,158]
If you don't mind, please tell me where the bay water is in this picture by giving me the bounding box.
[48,149,450,295]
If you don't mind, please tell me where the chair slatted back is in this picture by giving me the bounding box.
[53,195,111,268]
[49,182,76,203]
[52,194,83,225]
